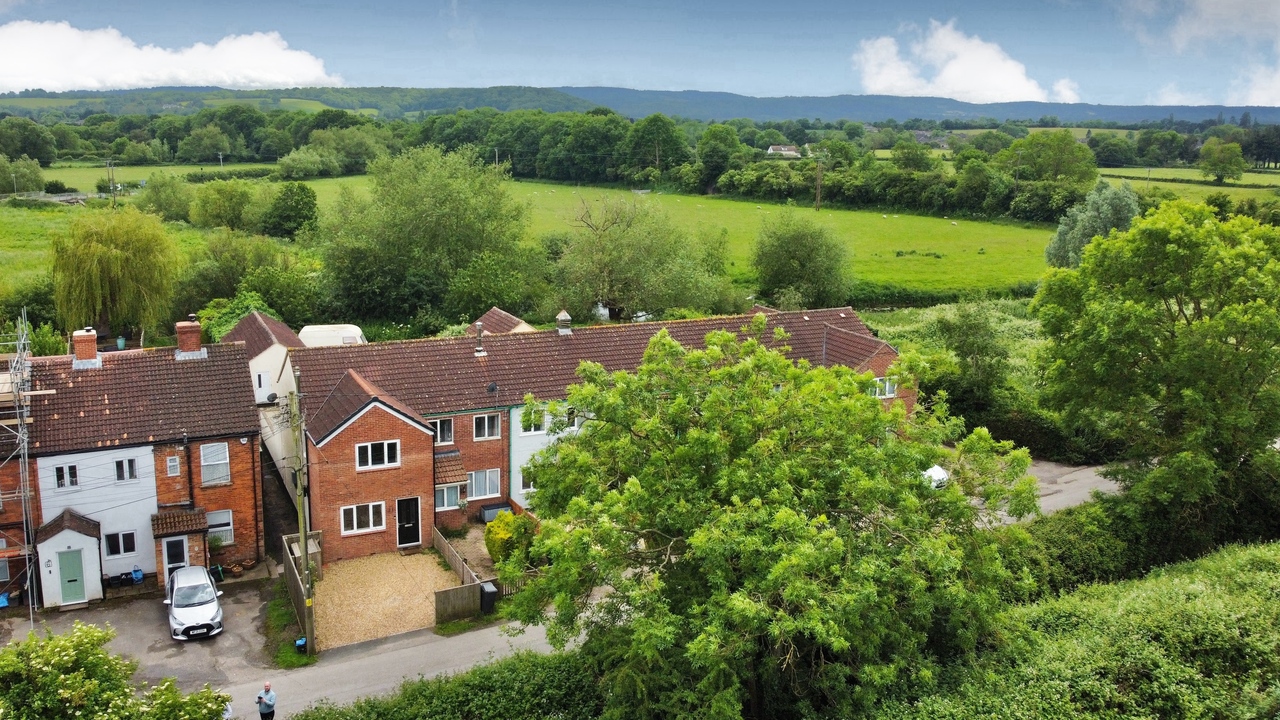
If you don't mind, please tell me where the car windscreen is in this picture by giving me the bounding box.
[173,582,216,608]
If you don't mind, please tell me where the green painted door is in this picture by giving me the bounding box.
[58,550,85,604]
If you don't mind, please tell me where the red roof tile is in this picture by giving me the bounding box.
[36,508,100,544]
[152,508,209,538]
[466,307,532,336]
[292,308,888,424]
[28,344,259,456]
[222,311,304,359]
[307,369,433,444]
[435,449,466,485]
[822,324,895,372]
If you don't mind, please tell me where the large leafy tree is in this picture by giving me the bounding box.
[621,113,691,179]
[697,124,747,191]
[994,130,1097,186]
[752,211,848,308]
[52,207,178,333]
[1044,180,1140,268]
[1036,201,1280,550]
[320,145,526,320]
[1197,137,1248,184]
[0,622,228,720]
[0,116,57,166]
[555,198,731,321]
[504,321,1037,719]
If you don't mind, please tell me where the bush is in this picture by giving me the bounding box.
[184,167,275,184]
[289,651,602,720]
[483,510,534,563]
[43,179,75,194]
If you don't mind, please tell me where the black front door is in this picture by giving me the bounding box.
[396,497,420,547]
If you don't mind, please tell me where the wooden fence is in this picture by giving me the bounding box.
[281,531,322,655]
[434,583,482,624]
[433,526,480,585]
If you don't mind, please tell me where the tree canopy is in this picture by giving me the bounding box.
[1045,180,1140,268]
[752,211,848,309]
[1197,137,1248,184]
[52,206,179,332]
[504,321,1037,719]
[1036,200,1280,550]
[994,131,1097,186]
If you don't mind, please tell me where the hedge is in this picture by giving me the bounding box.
[184,168,276,183]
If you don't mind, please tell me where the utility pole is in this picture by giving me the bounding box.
[288,368,314,648]
[494,147,499,169]
[217,151,224,168]
[814,157,824,212]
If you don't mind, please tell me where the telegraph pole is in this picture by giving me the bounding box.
[288,367,313,648]
[814,157,824,212]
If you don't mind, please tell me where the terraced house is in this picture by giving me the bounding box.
[283,306,907,565]
[0,319,264,609]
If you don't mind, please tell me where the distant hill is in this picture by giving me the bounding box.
[557,87,1280,125]
[0,86,597,118]
[4,85,1279,125]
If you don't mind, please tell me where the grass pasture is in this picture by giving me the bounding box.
[1102,166,1280,186]
[0,98,82,110]
[43,162,277,191]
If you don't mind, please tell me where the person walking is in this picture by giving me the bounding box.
[256,681,277,720]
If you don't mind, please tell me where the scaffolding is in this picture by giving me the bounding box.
[0,311,37,626]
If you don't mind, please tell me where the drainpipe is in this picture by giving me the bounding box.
[183,431,195,508]
[250,434,261,563]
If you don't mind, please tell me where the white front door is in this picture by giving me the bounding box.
[163,537,188,580]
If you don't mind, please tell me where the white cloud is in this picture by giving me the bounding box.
[1168,0,1280,52]
[1229,66,1280,105]
[1149,82,1210,105]
[1052,78,1081,103]
[0,21,342,92]
[852,20,1078,104]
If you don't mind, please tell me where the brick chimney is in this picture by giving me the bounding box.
[72,327,97,362]
[176,314,202,353]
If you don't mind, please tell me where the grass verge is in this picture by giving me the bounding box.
[265,578,317,668]
[434,598,508,637]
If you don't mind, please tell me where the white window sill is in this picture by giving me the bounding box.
[435,506,460,513]
[355,463,401,472]
[468,493,501,501]
[472,436,501,442]
[520,429,546,436]
[201,481,233,488]
[433,441,454,447]
[340,527,386,537]
[105,553,139,560]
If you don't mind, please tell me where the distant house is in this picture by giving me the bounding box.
[466,307,536,337]
[222,311,306,481]
[766,145,801,158]
[281,307,908,567]
[0,319,263,608]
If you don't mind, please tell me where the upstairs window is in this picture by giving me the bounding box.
[200,443,231,486]
[870,378,897,399]
[115,458,137,482]
[521,409,546,434]
[474,413,501,440]
[167,456,180,477]
[427,418,453,445]
[356,440,400,470]
[55,465,78,489]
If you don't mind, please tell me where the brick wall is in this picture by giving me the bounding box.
[153,531,208,592]
[862,347,917,414]
[153,437,263,568]
[308,405,436,564]
[436,410,511,522]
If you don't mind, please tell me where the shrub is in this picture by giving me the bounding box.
[43,179,75,194]
[483,510,534,563]
[184,168,275,184]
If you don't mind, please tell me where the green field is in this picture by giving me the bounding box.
[43,162,277,191]
[0,98,82,110]
[1102,166,1280,186]
[0,204,209,292]
[1101,175,1280,203]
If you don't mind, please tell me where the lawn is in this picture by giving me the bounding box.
[1102,166,1280,187]
[43,162,277,192]
[1102,176,1280,204]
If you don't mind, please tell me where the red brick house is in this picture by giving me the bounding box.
[0,319,265,607]
[289,307,908,566]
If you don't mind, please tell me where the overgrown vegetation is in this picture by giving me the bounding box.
[265,579,316,669]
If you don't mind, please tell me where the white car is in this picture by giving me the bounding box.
[165,566,224,640]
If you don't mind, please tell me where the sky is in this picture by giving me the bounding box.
[0,0,1278,106]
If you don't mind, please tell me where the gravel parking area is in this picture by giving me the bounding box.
[313,552,460,650]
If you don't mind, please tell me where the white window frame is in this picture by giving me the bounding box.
[207,510,234,545]
[427,418,453,445]
[519,473,535,493]
[434,483,463,511]
[167,456,180,477]
[355,440,400,471]
[467,468,501,500]
[200,442,231,486]
[54,464,78,489]
[340,502,386,535]
[473,413,501,441]
[521,409,546,435]
[114,458,138,482]
[871,377,897,399]
[104,530,137,558]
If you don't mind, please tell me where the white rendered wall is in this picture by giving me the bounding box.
[37,528,103,607]
[37,446,159,576]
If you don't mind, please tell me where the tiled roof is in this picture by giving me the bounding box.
[222,311,304,359]
[292,308,887,423]
[307,369,433,444]
[466,307,532,337]
[822,324,894,372]
[435,449,466,485]
[36,508,100,544]
[152,508,209,538]
[27,344,259,456]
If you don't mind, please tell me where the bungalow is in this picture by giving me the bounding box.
[0,319,264,608]
[286,307,907,565]
[766,145,801,158]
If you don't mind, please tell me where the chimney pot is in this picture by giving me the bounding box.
[72,328,97,362]
[175,319,202,353]
[474,321,486,356]
[556,310,572,335]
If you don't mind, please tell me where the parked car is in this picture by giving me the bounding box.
[165,566,224,640]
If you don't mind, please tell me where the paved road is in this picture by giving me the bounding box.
[222,623,551,719]
[1029,460,1119,514]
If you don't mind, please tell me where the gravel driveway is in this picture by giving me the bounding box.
[312,552,460,650]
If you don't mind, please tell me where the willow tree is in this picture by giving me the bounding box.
[52,206,179,333]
